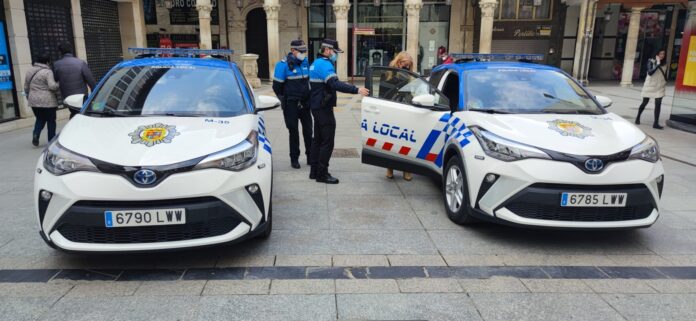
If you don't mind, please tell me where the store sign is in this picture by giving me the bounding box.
[493,22,552,40]
[169,0,219,25]
[0,23,13,91]
[354,28,375,36]
[682,36,696,87]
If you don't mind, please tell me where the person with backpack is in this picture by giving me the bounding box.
[24,52,60,146]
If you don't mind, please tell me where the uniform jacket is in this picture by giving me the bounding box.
[53,53,97,98]
[641,58,667,99]
[272,53,310,101]
[24,63,60,108]
[309,56,358,110]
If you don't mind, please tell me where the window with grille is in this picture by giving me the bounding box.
[81,0,123,81]
[24,0,74,63]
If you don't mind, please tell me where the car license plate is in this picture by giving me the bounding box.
[560,193,628,207]
[104,208,186,228]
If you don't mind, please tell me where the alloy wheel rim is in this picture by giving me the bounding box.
[445,165,464,212]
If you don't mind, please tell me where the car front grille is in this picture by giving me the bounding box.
[505,202,653,222]
[500,183,656,223]
[57,217,238,244]
[53,197,245,244]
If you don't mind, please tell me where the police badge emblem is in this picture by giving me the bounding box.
[129,123,180,147]
[547,119,593,139]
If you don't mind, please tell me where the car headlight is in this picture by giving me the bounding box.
[470,127,551,161]
[43,141,99,175]
[628,136,659,163]
[194,131,258,171]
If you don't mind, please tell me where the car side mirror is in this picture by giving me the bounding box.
[255,95,281,112]
[412,94,435,107]
[595,95,612,108]
[63,94,85,110]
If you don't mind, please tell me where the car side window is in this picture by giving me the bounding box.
[367,67,449,109]
[440,73,460,110]
[429,69,447,89]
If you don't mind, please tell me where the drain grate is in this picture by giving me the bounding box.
[332,148,360,158]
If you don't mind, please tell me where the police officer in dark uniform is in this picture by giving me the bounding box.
[272,40,312,169]
[309,39,369,184]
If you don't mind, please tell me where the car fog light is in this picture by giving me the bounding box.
[246,184,260,194]
[40,190,53,201]
[485,174,497,183]
[656,175,663,184]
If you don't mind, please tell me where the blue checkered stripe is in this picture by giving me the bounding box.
[257,117,272,154]
[415,113,472,168]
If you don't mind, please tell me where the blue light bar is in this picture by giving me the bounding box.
[128,47,234,57]
[450,53,545,62]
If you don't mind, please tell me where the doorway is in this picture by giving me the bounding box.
[246,8,269,79]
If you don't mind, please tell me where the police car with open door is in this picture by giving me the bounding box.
[34,48,280,252]
[361,54,664,229]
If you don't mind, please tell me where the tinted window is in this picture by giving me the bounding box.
[87,64,248,117]
[464,68,603,114]
[369,67,449,107]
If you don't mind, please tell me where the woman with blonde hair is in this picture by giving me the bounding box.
[385,51,414,181]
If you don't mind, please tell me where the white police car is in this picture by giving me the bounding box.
[361,54,664,229]
[34,48,280,252]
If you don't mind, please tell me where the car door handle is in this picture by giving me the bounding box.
[364,106,380,114]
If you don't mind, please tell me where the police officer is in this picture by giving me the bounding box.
[272,40,312,169]
[309,39,369,184]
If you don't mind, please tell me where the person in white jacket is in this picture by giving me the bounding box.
[636,49,668,129]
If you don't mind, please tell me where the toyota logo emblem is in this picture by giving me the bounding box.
[584,158,604,172]
[133,169,157,185]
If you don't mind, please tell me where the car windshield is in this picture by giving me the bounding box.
[464,67,603,114]
[86,64,249,117]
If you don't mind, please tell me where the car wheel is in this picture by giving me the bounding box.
[443,156,476,225]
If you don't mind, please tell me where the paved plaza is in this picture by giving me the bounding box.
[0,83,695,320]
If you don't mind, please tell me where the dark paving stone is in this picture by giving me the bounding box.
[543,266,609,279]
[0,269,59,283]
[307,267,350,279]
[117,269,184,281]
[54,269,119,281]
[183,268,245,280]
[599,266,667,279]
[348,267,369,279]
[656,266,696,279]
[245,267,306,280]
[483,266,549,279]
[425,267,456,278]
[367,266,426,279]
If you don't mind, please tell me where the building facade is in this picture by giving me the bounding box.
[0,0,692,129]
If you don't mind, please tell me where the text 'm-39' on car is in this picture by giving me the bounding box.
[361,53,664,229]
[34,48,281,252]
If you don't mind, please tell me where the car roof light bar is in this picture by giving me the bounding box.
[450,53,545,62]
[128,47,234,58]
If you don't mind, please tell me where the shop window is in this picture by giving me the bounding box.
[495,0,552,21]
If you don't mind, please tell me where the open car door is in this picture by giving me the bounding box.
[361,66,451,178]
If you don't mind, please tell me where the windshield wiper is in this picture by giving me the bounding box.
[143,113,208,117]
[467,108,513,114]
[84,109,130,117]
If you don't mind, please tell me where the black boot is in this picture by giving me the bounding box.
[291,159,301,169]
[32,134,39,147]
[316,173,339,184]
[309,166,317,180]
[653,123,664,130]
[635,117,640,125]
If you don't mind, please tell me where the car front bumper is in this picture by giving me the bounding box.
[467,156,664,229]
[34,157,271,252]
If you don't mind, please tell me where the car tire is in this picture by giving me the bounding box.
[443,156,476,225]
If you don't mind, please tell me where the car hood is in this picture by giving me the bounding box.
[470,112,646,156]
[58,115,256,166]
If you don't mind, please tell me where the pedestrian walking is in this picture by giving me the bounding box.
[383,51,415,181]
[272,40,313,169]
[24,52,60,146]
[636,49,668,129]
[308,39,369,184]
[53,42,96,119]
